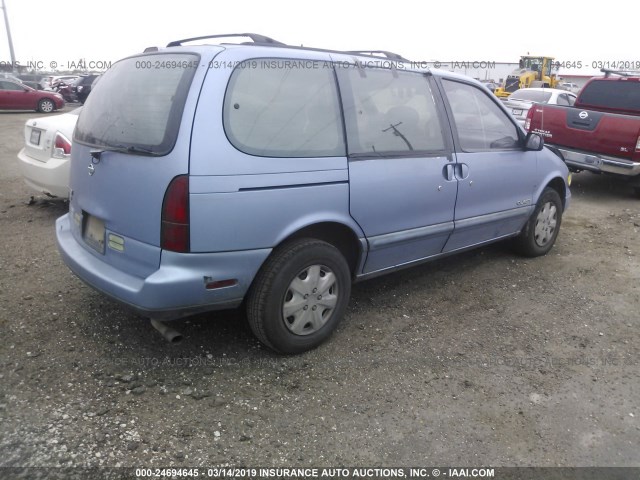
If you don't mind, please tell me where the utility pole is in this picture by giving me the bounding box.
[1,0,17,72]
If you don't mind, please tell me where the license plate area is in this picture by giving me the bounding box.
[512,108,523,115]
[30,129,41,146]
[82,212,105,254]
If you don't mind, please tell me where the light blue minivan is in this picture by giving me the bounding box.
[56,34,571,354]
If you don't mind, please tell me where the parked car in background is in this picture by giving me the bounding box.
[0,79,65,113]
[481,81,500,93]
[50,76,79,90]
[16,107,81,198]
[56,33,571,354]
[55,78,80,103]
[527,70,640,196]
[558,82,581,94]
[74,74,100,104]
[40,76,54,90]
[503,88,576,126]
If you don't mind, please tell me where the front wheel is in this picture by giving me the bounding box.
[37,98,55,113]
[246,238,351,354]
[513,187,563,257]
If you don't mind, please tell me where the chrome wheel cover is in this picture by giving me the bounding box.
[282,264,338,336]
[534,201,557,247]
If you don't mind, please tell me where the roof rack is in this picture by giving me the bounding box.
[601,68,640,78]
[167,33,285,47]
[161,34,413,65]
[345,50,410,62]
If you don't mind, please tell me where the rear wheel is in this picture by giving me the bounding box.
[246,238,351,354]
[513,187,563,257]
[37,98,55,113]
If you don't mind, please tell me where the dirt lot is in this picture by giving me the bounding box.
[0,106,638,470]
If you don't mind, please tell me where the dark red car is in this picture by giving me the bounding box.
[0,79,65,113]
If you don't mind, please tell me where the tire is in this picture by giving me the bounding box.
[38,98,55,113]
[513,187,563,257]
[246,238,351,354]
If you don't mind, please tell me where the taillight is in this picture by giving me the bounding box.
[635,135,640,152]
[524,107,535,131]
[53,133,71,158]
[161,175,189,253]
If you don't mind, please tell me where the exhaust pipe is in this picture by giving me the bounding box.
[150,319,183,344]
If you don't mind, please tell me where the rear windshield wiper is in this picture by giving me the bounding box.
[91,144,157,157]
[113,144,157,155]
[90,144,158,162]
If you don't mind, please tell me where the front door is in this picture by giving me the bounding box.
[438,79,538,252]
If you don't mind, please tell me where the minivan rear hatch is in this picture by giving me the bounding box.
[68,52,203,278]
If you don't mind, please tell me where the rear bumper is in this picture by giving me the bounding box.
[555,146,640,176]
[17,148,70,198]
[56,214,271,320]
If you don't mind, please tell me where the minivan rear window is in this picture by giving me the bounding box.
[74,53,199,155]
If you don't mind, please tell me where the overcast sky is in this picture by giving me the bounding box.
[1,0,636,76]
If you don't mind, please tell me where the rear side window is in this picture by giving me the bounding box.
[74,53,198,155]
[223,59,345,157]
[442,80,519,151]
[337,67,445,156]
[579,79,640,111]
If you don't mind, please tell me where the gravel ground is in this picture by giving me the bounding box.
[0,106,639,471]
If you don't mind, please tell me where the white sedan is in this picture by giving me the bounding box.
[16,108,81,198]
[503,88,577,127]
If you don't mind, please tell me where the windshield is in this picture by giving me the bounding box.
[74,53,199,155]
[520,57,543,70]
[510,90,552,103]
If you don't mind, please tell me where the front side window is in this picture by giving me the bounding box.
[442,80,519,151]
[223,59,344,158]
[337,67,445,156]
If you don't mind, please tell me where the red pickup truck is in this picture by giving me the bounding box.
[525,70,640,195]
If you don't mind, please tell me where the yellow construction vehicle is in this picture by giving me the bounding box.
[495,56,560,98]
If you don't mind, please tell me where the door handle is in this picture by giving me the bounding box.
[455,163,470,180]
[442,164,455,181]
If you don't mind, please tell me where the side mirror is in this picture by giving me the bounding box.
[525,132,544,151]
